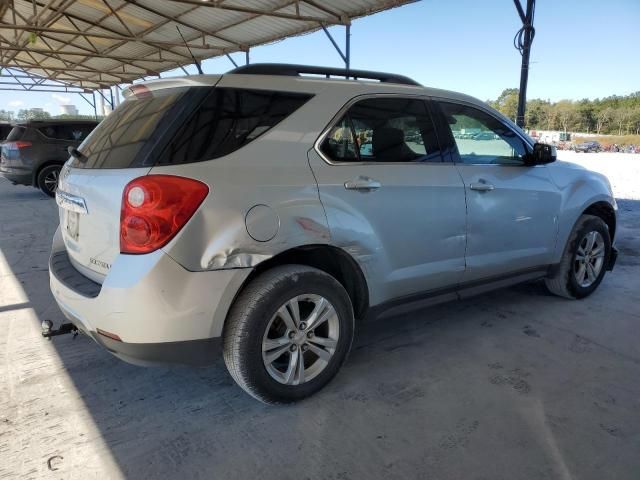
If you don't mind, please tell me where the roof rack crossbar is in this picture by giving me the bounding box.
[228,63,421,86]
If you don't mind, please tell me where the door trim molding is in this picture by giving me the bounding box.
[365,265,552,321]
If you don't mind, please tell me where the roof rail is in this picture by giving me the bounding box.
[228,63,421,86]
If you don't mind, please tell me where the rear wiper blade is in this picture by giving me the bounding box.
[67,146,87,163]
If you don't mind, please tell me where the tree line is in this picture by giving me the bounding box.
[0,108,103,122]
[489,89,640,135]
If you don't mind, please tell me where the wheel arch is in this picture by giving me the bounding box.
[582,201,616,241]
[232,244,370,321]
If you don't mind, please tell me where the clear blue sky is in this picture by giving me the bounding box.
[2,0,638,116]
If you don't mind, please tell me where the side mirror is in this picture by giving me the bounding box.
[525,142,556,166]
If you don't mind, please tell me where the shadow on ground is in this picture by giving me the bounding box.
[2,181,640,480]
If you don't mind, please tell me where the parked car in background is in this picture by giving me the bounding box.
[49,64,617,404]
[0,122,12,142]
[472,131,497,140]
[0,119,97,196]
[574,141,601,153]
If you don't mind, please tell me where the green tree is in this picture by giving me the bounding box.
[492,88,519,121]
[16,108,51,121]
[554,100,576,133]
[595,107,613,135]
[525,99,548,129]
[575,99,595,133]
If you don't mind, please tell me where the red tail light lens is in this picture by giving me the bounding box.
[4,141,32,150]
[120,175,209,254]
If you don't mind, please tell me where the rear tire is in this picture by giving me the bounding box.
[36,164,61,197]
[545,214,611,299]
[223,265,354,404]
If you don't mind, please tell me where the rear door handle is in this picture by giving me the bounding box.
[469,181,495,192]
[344,176,381,192]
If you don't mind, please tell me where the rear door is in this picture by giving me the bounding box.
[433,99,561,282]
[308,96,467,304]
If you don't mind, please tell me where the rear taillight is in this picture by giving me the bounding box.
[4,141,32,150]
[120,175,209,254]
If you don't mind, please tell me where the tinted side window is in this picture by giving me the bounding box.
[438,102,528,165]
[0,125,12,140]
[156,89,312,165]
[6,127,25,142]
[321,97,440,163]
[39,124,95,141]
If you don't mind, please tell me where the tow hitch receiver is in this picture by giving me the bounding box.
[41,320,78,340]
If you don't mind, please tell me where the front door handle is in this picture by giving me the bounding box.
[344,176,381,192]
[469,181,495,192]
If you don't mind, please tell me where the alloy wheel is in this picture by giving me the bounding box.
[262,294,339,385]
[574,230,605,288]
[44,169,59,194]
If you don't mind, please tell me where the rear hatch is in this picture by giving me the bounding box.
[0,126,30,171]
[57,78,220,282]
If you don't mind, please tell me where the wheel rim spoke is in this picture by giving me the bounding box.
[306,300,336,331]
[283,348,299,384]
[586,263,597,282]
[585,231,597,253]
[576,263,587,284]
[308,336,337,349]
[277,304,297,331]
[264,343,291,365]
[307,343,333,362]
[294,350,305,385]
[262,336,289,352]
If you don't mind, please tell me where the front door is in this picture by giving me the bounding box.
[308,96,467,306]
[433,100,561,283]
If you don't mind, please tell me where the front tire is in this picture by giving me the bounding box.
[36,164,61,197]
[223,265,354,404]
[545,214,611,299]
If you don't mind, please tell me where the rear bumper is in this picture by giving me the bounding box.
[94,334,222,367]
[0,166,32,186]
[49,227,251,366]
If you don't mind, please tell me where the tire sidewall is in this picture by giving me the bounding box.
[229,267,354,403]
[566,217,611,299]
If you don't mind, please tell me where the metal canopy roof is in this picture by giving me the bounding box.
[0,0,415,91]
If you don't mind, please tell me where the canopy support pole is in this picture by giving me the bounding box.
[513,0,536,128]
[225,53,238,68]
[321,23,351,77]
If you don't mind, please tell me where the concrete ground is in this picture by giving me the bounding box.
[1,153,639,480]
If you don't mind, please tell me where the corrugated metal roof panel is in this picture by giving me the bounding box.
[1,0,417,88]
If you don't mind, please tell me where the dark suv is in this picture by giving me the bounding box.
[0,119,98,196]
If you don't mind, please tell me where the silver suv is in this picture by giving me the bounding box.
[49,64,618,403]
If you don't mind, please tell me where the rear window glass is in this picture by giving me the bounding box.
[0,125,12,140]
[71,87,202,169]
[71,87,312,169]
[39,124,96,141]
[6,126,25,142]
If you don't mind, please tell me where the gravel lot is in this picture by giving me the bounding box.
[1,152,639,480]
